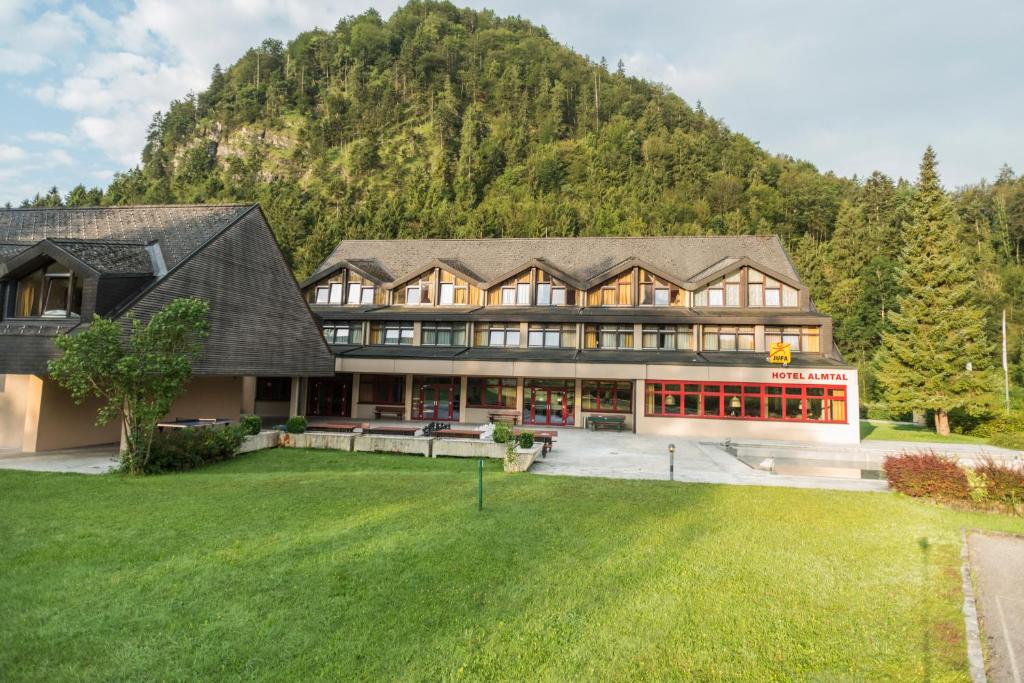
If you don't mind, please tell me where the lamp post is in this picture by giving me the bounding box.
[668,443,675,481]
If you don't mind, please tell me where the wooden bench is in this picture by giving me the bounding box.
[488,411,520,425]
[435,429,482,439]
[307,421,368,433]
[514,428,557,454]
[586,415,627,431]
[374,406,406,419]
[366,425,422,436]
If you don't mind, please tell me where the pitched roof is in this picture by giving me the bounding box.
[47,239,154,274]
[0,205,252,269]
[309,235,802,288]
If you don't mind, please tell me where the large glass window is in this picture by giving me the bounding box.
[765,326,821,352]
[527,324,577,348]
[748,269,799,308]
[586,270,633,306]
[535,270,574,306]
[256,377,291,402]
[421,322,467,346]
[583,324,634,350]
[701,325,755,351]
[15,262,82,318]
[645,381,847,423]
[369,322,414,345]
[474,323,521,347]
[693,271,740,308]
[641,325,693,350]
[322,323,363,345]
[310,270,376,306]
[358,374,405,405]
[467,377,516,408]
[581,380,632,413]
[639,269,683,306]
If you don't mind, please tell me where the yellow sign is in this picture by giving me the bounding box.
[768,342,792,365]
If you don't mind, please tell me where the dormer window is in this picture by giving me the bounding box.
[639,269,683,306]
[309,269,378,306]
[535,270,573,306]
[15,262,82,318]
[747,270,798,307]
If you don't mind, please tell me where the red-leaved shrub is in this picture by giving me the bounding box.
[974,456,1024,509]
[883,450,970,501]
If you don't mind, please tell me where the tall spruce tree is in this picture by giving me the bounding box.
[879,147,995,435]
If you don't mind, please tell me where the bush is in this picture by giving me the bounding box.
[240,415,262,436]
[517,432,534,449]
[969,410,1024,438]
[286,416,307,434]
[492,422,512,444]
[974,456,1024,511]
[883,450,970,502]
[143,424,245,474]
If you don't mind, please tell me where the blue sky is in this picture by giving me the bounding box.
[1,0,1022,205]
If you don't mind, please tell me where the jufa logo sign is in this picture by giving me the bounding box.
[768,342,791,365]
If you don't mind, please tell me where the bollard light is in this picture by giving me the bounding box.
[668,443,676,481]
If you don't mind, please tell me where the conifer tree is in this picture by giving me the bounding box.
[879,147,995,435]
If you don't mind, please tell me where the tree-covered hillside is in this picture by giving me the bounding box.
[17,0,1024,409]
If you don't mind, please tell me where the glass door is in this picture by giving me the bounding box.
[306,375,352,417]
[524,380,574,426]
[413,376,460,421]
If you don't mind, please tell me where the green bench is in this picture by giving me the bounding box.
[586,415,626,431]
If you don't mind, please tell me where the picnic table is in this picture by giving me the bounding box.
[488,411,520,425]
[374,406,406,419]
[156,418,233,432]
[366,425,422,436]
[307,421,368,433]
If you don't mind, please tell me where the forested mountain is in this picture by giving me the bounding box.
[18,0,1024,406]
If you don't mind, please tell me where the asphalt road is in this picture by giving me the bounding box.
[969,532,1024,683]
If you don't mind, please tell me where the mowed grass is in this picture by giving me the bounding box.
[860,419,992,445]
[2,450,1022,681]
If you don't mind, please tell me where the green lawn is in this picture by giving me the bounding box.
[860,419,992,445]
[2,450,1022,681]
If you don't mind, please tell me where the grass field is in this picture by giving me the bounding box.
[2,449,1022,681]
[860,419,992,445]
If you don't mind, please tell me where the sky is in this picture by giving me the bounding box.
[1,0,1022,206]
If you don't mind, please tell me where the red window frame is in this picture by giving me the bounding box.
[467,377,516,409]
[581,380,633,413]
[644,381,847,424]
[358,374,405,405]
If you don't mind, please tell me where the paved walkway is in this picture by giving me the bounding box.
[531,429,889,492]
[969,532,1024,683]
[0,445,120,474]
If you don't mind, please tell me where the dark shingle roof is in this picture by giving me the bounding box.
[0,205,252,270]
[309,235,801,287]
[48,239,154,274]
[0,243,26,261]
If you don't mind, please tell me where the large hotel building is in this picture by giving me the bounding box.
[0,206,859,451]
[297,235,859,443]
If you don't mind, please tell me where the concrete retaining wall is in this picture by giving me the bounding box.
[433,439,506,459]
[352,434,432,456]
[281,432,354,451]
[504,445,543,473]
[237,430,280,454]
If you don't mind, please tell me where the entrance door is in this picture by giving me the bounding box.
[306,375,352,417]
[413,376,460,420]
[524,380,575,426]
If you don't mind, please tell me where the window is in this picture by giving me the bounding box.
[467,377,516,408]
[490,272,532,306]
[256,377,291,402]
[639,269,683,306]
[694,271,740,308]
[421,322,466,346]
[438,283,454,305]
[749,269,799,308]
[315,286,330,304]
[701,325,755,351]
[358,374,405,405]
[641,325,693,350]
[535,270,574,306]
[581,381,632,413]
[475,323,520,347]
[527,324,577,348]
[516,283,530,305]
[328,283,343,304]
[765,326,820,352]
[645,381,847,423]
[536,282,551,305]
[15,262,82,318]
[322,323,363,345]
[369,321,414,345]
[586,270,633,306]
[583,324,634,350]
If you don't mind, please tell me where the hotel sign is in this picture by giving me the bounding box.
[768,342,792,365]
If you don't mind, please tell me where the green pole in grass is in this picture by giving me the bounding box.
[477,458,484,511]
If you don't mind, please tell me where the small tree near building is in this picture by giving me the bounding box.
[879,148,995,435]
[49,298,210,474]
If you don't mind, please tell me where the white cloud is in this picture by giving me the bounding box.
[0,144,28,162]
[26,131,71,146]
